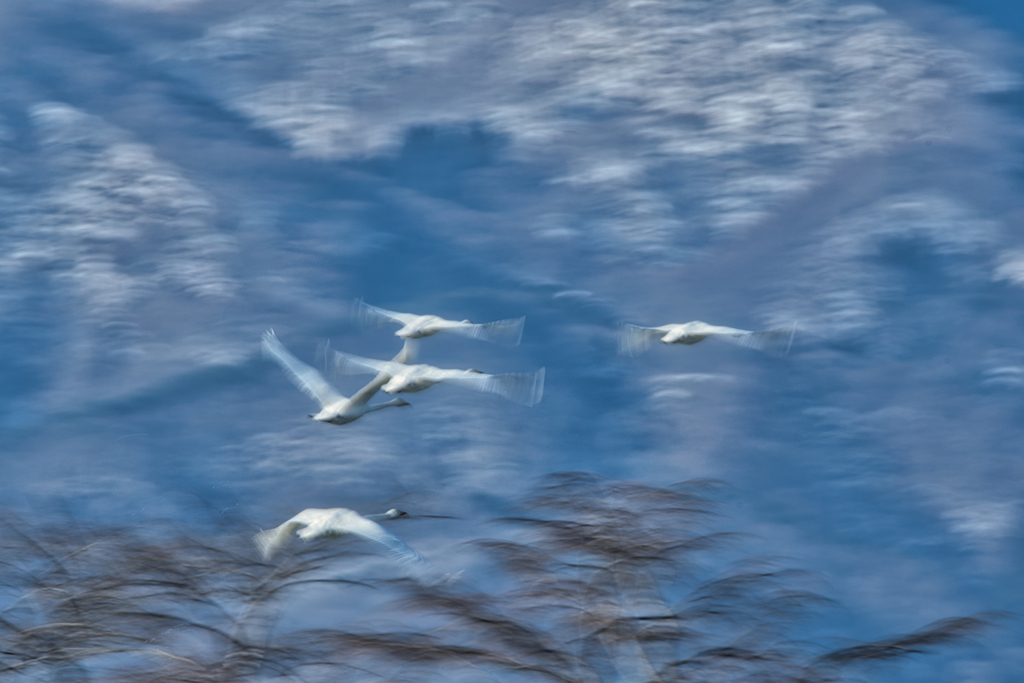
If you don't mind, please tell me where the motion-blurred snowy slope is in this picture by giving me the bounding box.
[0,0,1021,678]
[165,0,1012,254]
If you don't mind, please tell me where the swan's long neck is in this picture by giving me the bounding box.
[363,398,408,413]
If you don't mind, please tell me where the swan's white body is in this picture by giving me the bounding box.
[254,508,429,573]
[357,300,525,346]
[331,349,545,406]
[262,331,413,424]
[620,321,795,356]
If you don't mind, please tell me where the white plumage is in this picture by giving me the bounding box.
[262,330,413,424]
[330,348,545,406]
[619,321,795,356]
[357,300,525,346]
[254,507,429,574]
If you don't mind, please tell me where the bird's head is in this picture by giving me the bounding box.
[385,508,408,519]
[662,328,686,344]
[383,376,411,393]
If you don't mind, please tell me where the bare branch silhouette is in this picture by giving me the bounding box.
[0,475,1001,682]
[334,472,998,683]
[816,614,1003,667]
[0,510,376,682]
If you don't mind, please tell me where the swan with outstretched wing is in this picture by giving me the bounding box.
[254,507,429,573]
[619,321,795,356]
[262,331,414,424]
[357,300,525,346]
[331,348,544,407]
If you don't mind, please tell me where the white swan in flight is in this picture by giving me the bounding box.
[619,321,795,356]
[357,300,525,346]
[262,330,413,424]
[331,348,545,406]
[254,507,429,573]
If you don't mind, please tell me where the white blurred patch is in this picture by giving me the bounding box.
[531,214,580,240]
[980,350,1024,389]
[649,373,738,384]
[942,501,1018,544]
[552,289,596,301]
[234,85,378,159]
[650,388,695,401]
[550,158,646,187]
[993,249,1024,286]
[551,289,615,310]
[982,366,1024,389]
[647,373,736,401]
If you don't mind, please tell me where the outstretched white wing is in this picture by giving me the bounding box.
[716,323,796,356]
[329,511,431,573]
[253,520,305,560]
[255,509,333,560]
[356,300,420,327]
[331,349,405,377]
[442,367,545,406]
[445,316,526,347]
[262,331,345,407]
[696,323,752,337]
[619,324,667,356]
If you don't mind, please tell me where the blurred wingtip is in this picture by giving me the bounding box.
[253,528,278,561]
[261,329,282,356]
[479,315,527,346]
[735,323,797,357]
[518,367,545,406]
[783,321,797,355]
[355,299,391,328]
[618,323,652,356]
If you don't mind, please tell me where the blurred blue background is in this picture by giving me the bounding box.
[0,0,1022,678]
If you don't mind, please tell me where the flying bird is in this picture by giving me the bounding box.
[356,300,525,346]
[619,321,795,356]
[331,349,545,406]
[254,507,429,573]
[262,330,413,424]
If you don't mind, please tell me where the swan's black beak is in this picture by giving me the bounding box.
[307,414,315,419]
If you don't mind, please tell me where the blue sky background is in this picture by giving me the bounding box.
[0,0,1022,679]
